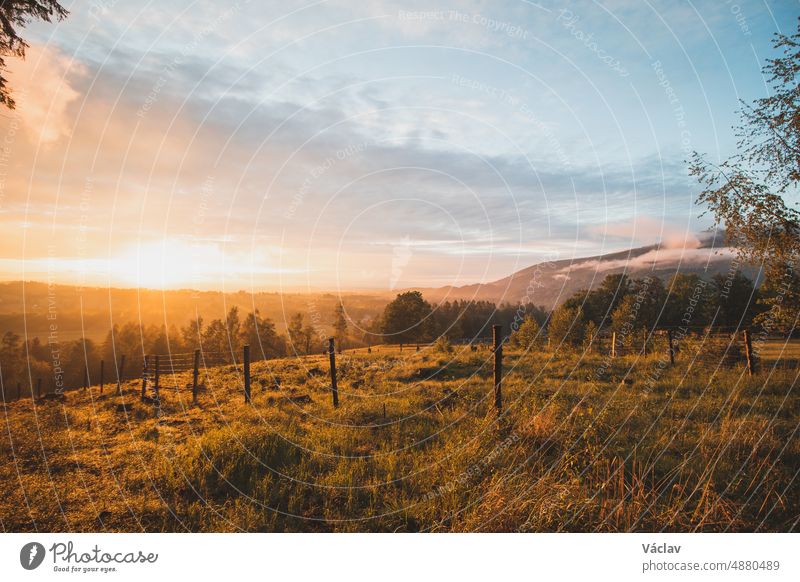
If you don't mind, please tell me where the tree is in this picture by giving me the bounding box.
[661,274,712,329]
[547,305,585,348]
[287,312,314,355]
[690,20,800,332]
[380,291,432,344]
[201,319,228,354]
[510,316,544,351]
[710,271,760,328]
[181,315,204,349]
[0,1,68,109]
[0,331,22,397]
[242,309,285,360]
[333,302,348,350]
[565,274,630,327]
[225,306,242,352]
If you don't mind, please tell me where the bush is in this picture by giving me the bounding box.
[433,336,453,353]
[511,316,544,351]
[548,305,586,349]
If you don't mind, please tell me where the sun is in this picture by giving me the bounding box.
[109,239,207,289]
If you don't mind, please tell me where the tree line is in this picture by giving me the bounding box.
[511,270,764,350]
[0,305,351,400]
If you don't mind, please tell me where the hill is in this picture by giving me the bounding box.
[416,236,752,308]
[0,342,796,532]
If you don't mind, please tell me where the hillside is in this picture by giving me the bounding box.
[418,237,752,308]
[1,342,796,532]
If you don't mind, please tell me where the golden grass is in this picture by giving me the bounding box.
[1,345,797,532]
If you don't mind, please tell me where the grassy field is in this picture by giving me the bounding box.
[1,343,798,532]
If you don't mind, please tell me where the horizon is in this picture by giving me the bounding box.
[0,229,733,293]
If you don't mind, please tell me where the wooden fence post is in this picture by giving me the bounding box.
[100,360,104,394]
[154,355,160,402]
[743,329,755,376]
[493,325,503,414]
[642,329,647,356]
[328,337,339,407]
[192,349,200,404]
[611,331,617,358]
[243,345,251,404]
[141,355,149,400]
[666,330,675,364]
[117,354,126,395]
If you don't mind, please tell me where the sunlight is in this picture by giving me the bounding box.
[109,239,215,289]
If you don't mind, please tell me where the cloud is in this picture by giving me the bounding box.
[6,44,86,144]
[559,245,734,275]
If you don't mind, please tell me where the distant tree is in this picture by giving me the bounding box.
[662,274,712,328]
[287,312,305,354]
[710,271,760,328]
[547,305,585,348]
[0,1,68,109]
[151,327,169,354]
[691,20,800,332]
[510,316,544,351]
[565,274,630,327]
[0,331,22,396]
[201,319,228,354]
[181,315,204,349]
[380,291,432,344]
[242,309,285,359]
[225,306,242,352]
[333,302,348,350]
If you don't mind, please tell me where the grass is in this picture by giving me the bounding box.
[1,343,798,532]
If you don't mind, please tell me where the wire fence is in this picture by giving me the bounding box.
[3,326,798,408]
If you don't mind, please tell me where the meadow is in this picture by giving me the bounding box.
[1,341,797,532]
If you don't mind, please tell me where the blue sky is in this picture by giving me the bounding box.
[0,0,796,290]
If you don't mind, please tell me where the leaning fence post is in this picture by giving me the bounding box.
[328,337,339,407]
[243,345,251,404]
[667,330,675,366]
[743,329,755,376]
[100,360,104,394]
[192,349,200,404]
[493,324,503,414]
[117,354,126,395]
[141,355,149,400]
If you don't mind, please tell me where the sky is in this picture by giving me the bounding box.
[0,0,795,292]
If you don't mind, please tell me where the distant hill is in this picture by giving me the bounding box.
[416,237,754,309]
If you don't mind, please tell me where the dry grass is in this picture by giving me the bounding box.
[1,344,797,532]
